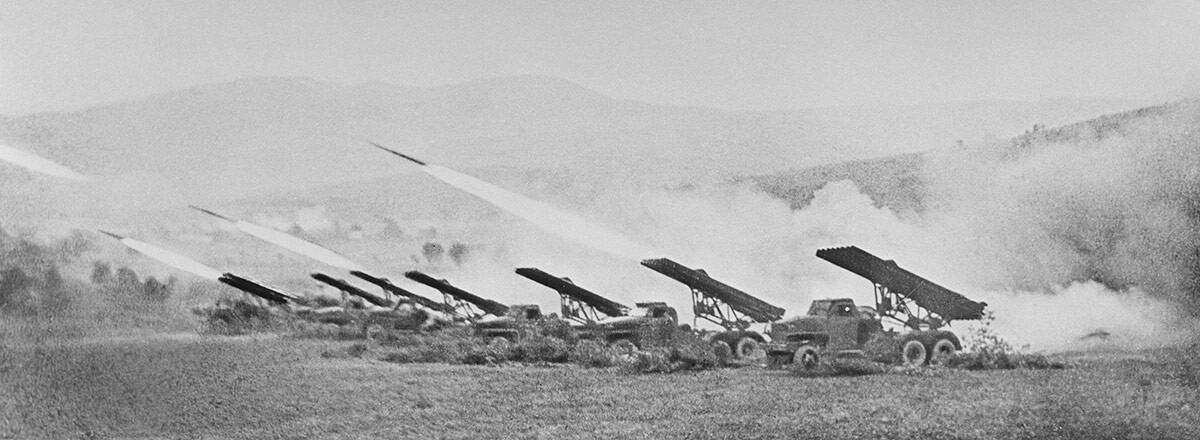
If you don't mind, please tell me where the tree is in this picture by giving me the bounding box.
[41,265,70,312]
[449,243,471,266]
[143,277,170,301]
[422,242,444,263]
[0,267,32,311]
[91,261,113,284]
[115,267,141,295]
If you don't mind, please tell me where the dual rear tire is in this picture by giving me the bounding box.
[901,338,958,366]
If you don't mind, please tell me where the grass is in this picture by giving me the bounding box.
[4,335,1199,439]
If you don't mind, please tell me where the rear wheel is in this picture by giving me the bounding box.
[734,336,766,361]
[792,345,820,370]
[929,339,957,366]
[901,339,927,366]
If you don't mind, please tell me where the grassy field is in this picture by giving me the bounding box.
[3,334,1199,439]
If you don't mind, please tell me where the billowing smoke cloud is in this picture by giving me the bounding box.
[974,281,1189,352]
[922,102,1200,308]
[0,143,88,181]
[381,102,1199,352]
[431,106,1200,351]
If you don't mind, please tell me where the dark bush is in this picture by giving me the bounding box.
[568,340,620,368]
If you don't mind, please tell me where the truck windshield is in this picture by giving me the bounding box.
[807,301,832,316]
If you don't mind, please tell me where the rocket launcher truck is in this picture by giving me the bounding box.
[765,246,988,369]
[514,267,630,324]
[515,267,678,353]
[403,270,510,319]
[350,270,458,315]
[218,273,296,305]
[310,273,391,308]
[405,270,550,343]
[641,258,785,360]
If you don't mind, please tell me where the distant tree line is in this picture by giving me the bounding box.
[0,227,175,316]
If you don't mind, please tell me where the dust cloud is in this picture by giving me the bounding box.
[427,103,1200,352]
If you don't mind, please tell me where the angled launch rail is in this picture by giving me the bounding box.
[515,267,629,324]
[404,270,510,318]
[641,258,785,330]
[350,271,458,315]
[310,273,391,308]
[815,246,986,329]
[218,273,296,305]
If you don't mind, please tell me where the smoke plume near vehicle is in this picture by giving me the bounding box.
[433,102,1200,351]
[0,143,88,181]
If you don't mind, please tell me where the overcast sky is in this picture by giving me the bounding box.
[2,0,1198,115]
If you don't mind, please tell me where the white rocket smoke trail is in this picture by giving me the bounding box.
[0,143,88,181]
[234,221,364,271]
[190,206,363,271]
[420,163,661,261]
[105,233,223,280]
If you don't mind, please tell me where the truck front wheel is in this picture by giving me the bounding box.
[792,345,820,370]
[901,339,927,366]
[734,336,766,361]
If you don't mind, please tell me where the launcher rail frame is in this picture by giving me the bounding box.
[515,267,629,324]
[816,246,987,330]
[350,271,458,315]
[404,270,509,319]
[641,258,785,331]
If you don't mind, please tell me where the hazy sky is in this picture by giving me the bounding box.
[2,0,1198,115]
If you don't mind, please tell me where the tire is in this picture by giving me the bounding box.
[929,338,957,366]
[901,339,927,366]
[734,336,766,361]
[792,345,820,370]
[610,339,638,356]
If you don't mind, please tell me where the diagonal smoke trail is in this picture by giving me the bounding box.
[419,163,661,261]
[111,235,223,281]
[233,220,364,271]
[0,143,88,181]
[190,206,363,271]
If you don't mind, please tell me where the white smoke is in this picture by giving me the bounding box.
[115,236,223,281]
[295,206,336,232]
[433,170,1192,351]
[233,220,363,271]
[973,281,1190,352]
[0,143,88,181]
[418,164,661,261]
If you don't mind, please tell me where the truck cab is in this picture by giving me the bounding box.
[473,304,544,342]
[767,298,883,353]
[592,302,678,351]
[766,297,962,368]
